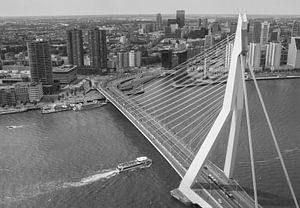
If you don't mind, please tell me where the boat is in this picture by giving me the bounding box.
[41,103,72,114]
[117,156,152,172]
[73,100,107,111]
[6,125,23,129]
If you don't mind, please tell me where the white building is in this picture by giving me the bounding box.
[129,51,135,67]
[260,21,270,45]
[28,83,43,102]
[265,42,282,69]
[287,37,300,69]
[248,43,261,69]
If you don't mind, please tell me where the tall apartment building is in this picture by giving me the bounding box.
[176,10,185,28]
[27,40,53,85]
[260,21,270,45]
[156,13,162,30]
[248,43,262,68]
[205,35,214,49]
[265,42,282,69]
[248,21,261,43]
[129,51,135,67]
[287,37,300,68]
[291,21,300,37]
[88,29,107,73]
[66,29,84,67]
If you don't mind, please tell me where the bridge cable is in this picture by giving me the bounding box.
[248,63,300,208]
[241,55,259,208]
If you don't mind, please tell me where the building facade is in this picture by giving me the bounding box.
[265,42,282,69]
[88,29,107,73]
[260,21,270,45]
[27,40,53,85]
[176,10,185,28]
[66,29,84,67]
[156,13,162,30]
[291,21,300,37]
[287,37,300,68]
[248,43,262,69]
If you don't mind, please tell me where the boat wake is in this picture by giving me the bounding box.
[0,169,119,204]
[63,169,119,188]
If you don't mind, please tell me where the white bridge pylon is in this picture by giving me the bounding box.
[178,14,249,207]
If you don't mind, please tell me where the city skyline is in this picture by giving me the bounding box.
[1,0,300,17]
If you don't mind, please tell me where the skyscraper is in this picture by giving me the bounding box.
[205,35,214,49]
[66,29,84,67]
[248,21,261,43]
[260,21,270,45]
[202,18,208,29]
[265,42,282,69]
[27,40,53,85]
[88,29,107,73]
[248,43,262,68]
[176,10,185,28]
[229,22,237,34]
[156,13,162,30]
[291,21,300,37]
[287,37,300,68]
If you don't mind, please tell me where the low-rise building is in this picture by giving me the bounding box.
[28,82,43,102]
[52,65,77,86]
[0,85,16,106]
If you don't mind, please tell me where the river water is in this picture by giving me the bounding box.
[0,79,300,208]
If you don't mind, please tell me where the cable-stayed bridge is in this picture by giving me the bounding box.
[97,14,299,208]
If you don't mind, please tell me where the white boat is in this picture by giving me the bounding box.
[117,156,152,172]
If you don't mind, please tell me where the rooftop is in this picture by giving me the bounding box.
[52,65,77,73]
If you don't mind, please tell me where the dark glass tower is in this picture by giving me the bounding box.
[88,29,107,73]
[176,10,185,28]
[27,40,53,85]
[66,29,84,67]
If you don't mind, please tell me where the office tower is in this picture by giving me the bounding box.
[27,40,53,85]
[176,50,188,64]
[135,51,142,67]
[129,51,135,67]
[210,22,220,35]
[156,13,162,30]
[165,26,172,38]
[248,21,261,43]
[287,37,300,68]
[265,42,282,69]
[260,21,270,45]
[167,19,177,26]
[205,35,214,49]
[248,43,262,68]
[161,50,173,68]
[270,28,281,42]
[176,10,185,28]
[229,22,237,34]
[123,52,129,68]
[291,21,300,37]
[202,18,208,29]
[66,29,84,67]
[198,19,202,28]
[88,29,107,72]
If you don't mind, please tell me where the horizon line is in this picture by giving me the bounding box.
[1,13,300,18]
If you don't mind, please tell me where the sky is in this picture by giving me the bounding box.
[1,0,300,16]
